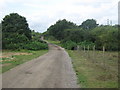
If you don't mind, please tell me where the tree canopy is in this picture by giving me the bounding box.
[47,19,78,40]
[2,13,32,49]
[45,19,118,51]
[80,19,98,30]
[2,13,31,39]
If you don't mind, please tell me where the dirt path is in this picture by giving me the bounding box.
[2,43,78,88]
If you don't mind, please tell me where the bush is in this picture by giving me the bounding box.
[5,43,24,50]
[61,40,77,50]
[2,33,29,49]
[91,26,118,51]
[25,41,48,50]
[78,41,95,50]
[4,41,48,51]
[47,36,57,41]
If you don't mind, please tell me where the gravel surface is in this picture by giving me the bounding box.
[2,43,79,88]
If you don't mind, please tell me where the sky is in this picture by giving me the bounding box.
[0,0,119,33]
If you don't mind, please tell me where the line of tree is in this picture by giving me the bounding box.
[45,19,118,51]
[2,13,48,50]
[47,19,77,40]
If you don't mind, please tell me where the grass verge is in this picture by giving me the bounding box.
[47,40,61,46]
[1,50,48,73]
[67,50,118,88]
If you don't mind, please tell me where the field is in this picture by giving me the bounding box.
[67,50,118,88]
[1,50,48,73]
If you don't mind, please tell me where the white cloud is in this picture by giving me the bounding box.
[0,0,119,32]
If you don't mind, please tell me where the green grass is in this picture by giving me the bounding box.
[47,40,61,46]
[67,50,118,88]
[1,50,48,73]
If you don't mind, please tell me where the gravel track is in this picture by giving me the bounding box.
[2,43,78,88]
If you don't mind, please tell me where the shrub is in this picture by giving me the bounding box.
[92,26,118,51]
[61,40,77,50]
[25,41,48,50]
[47,36,57,41]
[5,43,24,50]
[4,41,48,51]
[2,33,29,49]
[78,41,95,50]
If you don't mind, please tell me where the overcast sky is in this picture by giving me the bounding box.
[0,0,119,33]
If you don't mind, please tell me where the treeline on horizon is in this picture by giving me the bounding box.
[1,13,48,50]
[1,13,119,51]
[44,19,119,51]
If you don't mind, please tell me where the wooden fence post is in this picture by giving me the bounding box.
[103,46,106,70]
[93,45,95,51]
[88,45,89,51]
[87,45,90,58]
[84,46,85,52]
[103,46,105,57]
[93,45,95,63]
[103,46,106,82]
[77,45,79,51]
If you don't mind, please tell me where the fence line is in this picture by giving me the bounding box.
[76,45,118,84]
[76,45,107,69]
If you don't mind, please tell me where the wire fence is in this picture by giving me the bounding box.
[76,45,118,82]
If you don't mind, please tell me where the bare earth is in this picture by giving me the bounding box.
[2,43,78,88]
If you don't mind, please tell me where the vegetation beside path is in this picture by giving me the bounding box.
[44,18,118,88]
[1,50,48,73]
[67,50,118,88]
[47,40,118,88]
[1,12,119,88]
[1,13,49,73]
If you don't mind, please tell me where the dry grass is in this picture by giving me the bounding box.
[1,50,48,73]
[1,51,32,62]
[67,50,118,88]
